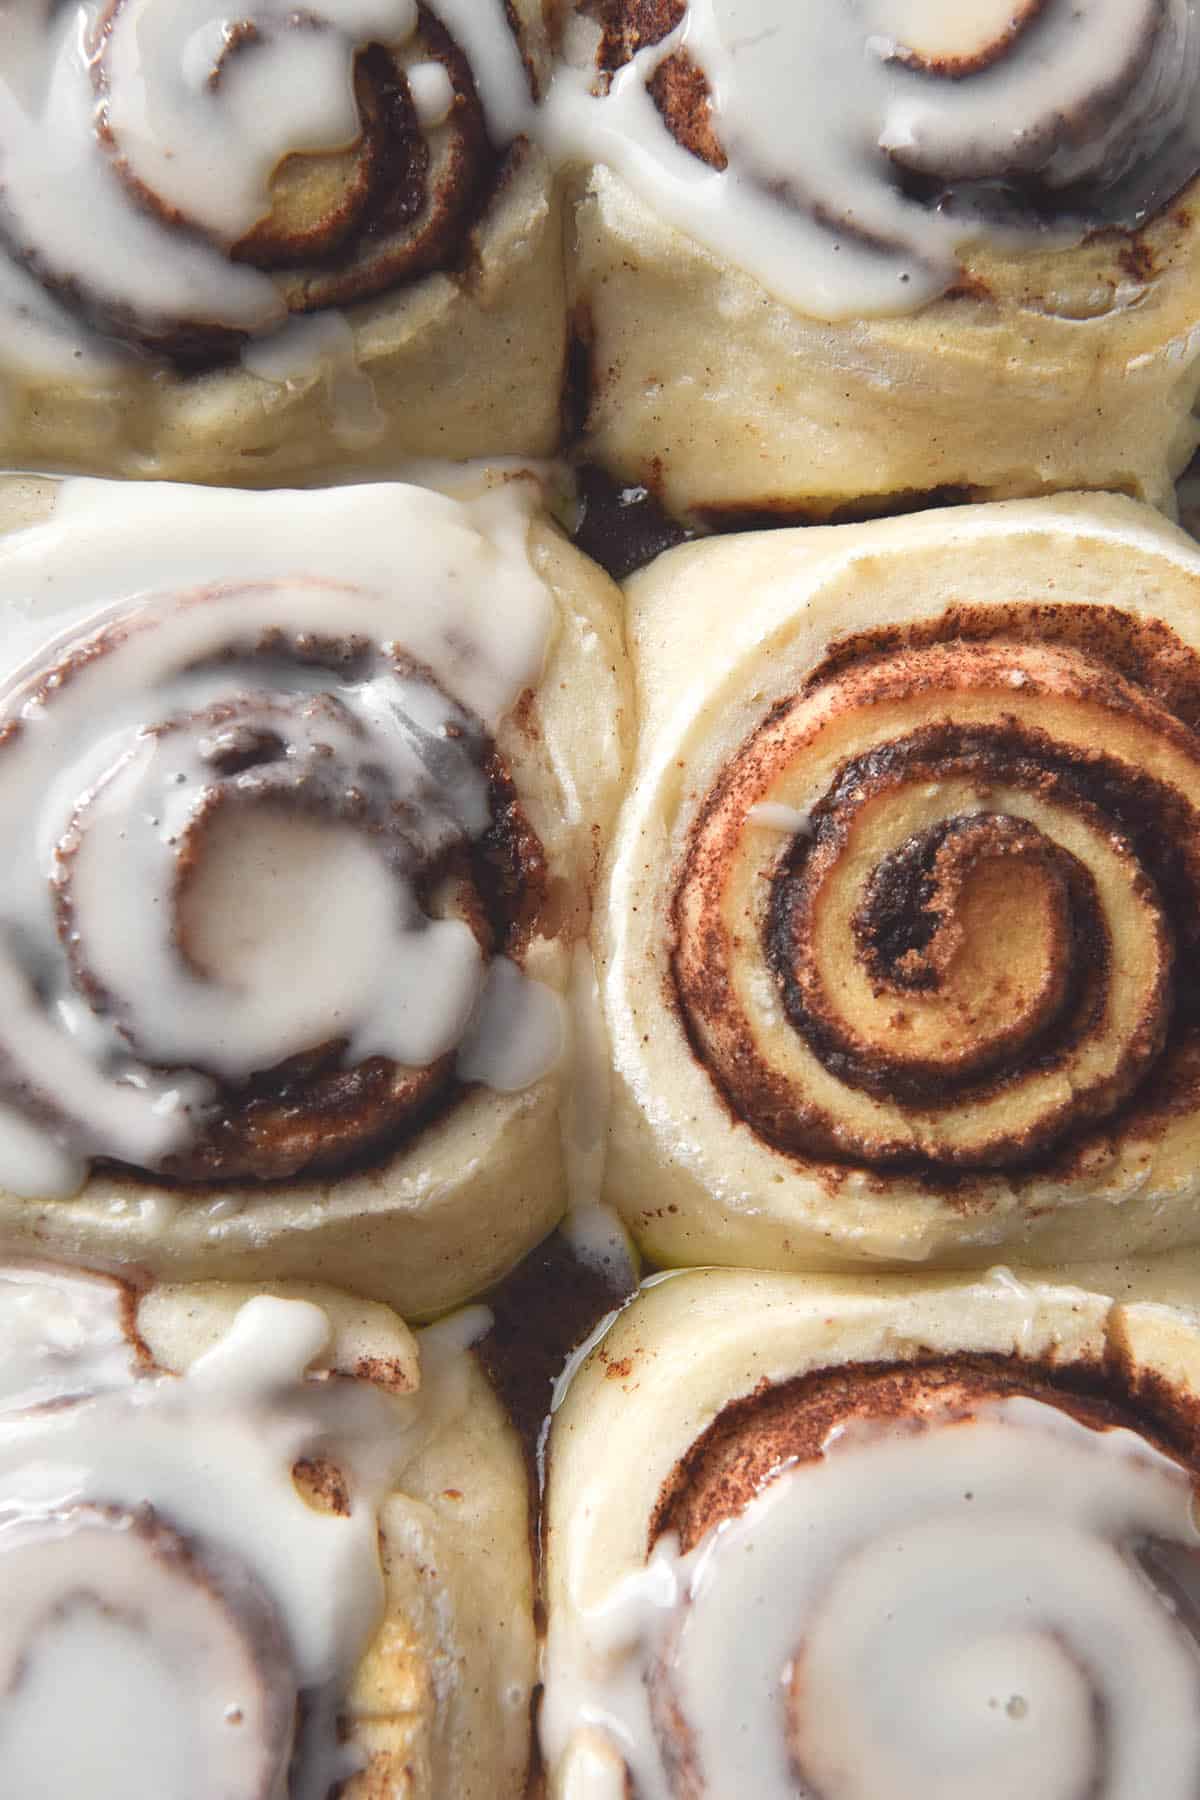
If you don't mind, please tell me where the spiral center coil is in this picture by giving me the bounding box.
[672,625,1200,1175]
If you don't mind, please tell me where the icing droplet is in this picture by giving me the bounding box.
[408,60,456,127]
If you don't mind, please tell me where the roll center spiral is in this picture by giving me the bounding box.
[853,811,1077,1034]
[0,508,558,1195]
[96,0,422,245]
[630,1386,1200,1800]
[50,648,497,1086]
[673,629,1191,1174]
[0,0,516,354]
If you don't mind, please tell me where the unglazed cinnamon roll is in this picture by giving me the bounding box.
[554,0,1200,523]
[0,1263,535,1797]
[0,1,564,481]
[0,472,629,1318]
[541,1262,1200,1799]
[601,493,1200,1271]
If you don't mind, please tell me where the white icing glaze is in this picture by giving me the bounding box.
[102,0,419,242]
[0,1265,138,1411]
[0,1275,418,1800]
[1,0,1195,377]
[747,801,812,836]
[544,0,1200,318]
[542,1395,1200,1798]
[457,955,568,1094]
[0,478,561,1197]
[559,1204,637,1290]
[408,59,457,128]
[417,1301,494,1357]
[418,0,534,139]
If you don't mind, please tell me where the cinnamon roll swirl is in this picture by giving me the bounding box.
[0,1263,535,1800]
[0,1,565,480]
[601,493,1200,1271]
[0,473,629,1318]
[555,0,1200,522]
[541,1263,1200,1800]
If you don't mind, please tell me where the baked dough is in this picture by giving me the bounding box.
[542,1258,1200,1798]
[0,473,630,1318]
[562,2,1200,521]
[601,493,1200,1271]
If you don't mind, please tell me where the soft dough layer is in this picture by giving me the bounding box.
[541,1261,1200,1800]
[600,493,1200,1271]
[0,473,630,1318]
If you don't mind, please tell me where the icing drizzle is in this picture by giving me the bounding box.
[1,0,1198,372]
[0,1267,417,1800]
[541,1393,1200,1798]
[0,478,563,1198]
[0,0,536,357]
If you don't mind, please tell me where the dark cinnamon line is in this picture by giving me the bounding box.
[672,717,1190,1174]
[2,1268,414,1800]
[639,1343,1195,1800]
[650,1347,1200,1555]
[590,0,1198,234]
[802,601,1200,732]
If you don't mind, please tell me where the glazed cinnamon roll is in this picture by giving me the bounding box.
[0,1,564,481]
[601,493,1200,1271]
[0,472,629,1317]
[0,1262,535,1799]
[554,0,1200,523]
[541,1263,1200,1800]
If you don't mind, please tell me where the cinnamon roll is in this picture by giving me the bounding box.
[554,0,1200,523]
[0,1262,534,1799]
[0,472,629,1318]
[0,1,565,481]
[601,492,1200,1271]
[541,1262,1200,1800]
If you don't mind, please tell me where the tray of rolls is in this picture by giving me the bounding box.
[1,1,1200,1795]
